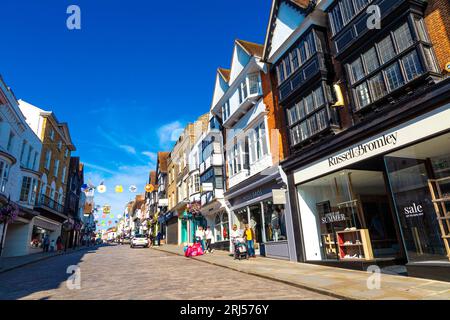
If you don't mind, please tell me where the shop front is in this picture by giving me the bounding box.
[164,211,178,245]
[225,166,292,260]
[290,103,450,279]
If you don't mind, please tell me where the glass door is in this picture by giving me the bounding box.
[384,132,450,262]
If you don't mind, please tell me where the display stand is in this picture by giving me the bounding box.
[336,229,374,261]
[428,177,450,260]
[322,233,337,257]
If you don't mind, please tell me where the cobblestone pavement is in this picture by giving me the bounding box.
[0,245,335,300]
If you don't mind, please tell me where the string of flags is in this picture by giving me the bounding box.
[80,183,155,194]
[85,181,156,230]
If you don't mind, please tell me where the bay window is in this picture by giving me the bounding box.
[329,0,372,35]
[287,85,332,146]
[346,18,439,111]
[276,30,320,86]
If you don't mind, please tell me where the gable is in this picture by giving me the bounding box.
[211,72,229,109]
[269,2,305,59]
[229,44,251,84]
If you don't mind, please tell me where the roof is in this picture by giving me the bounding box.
[290,0,311,9]
[149,170,158,186]
[262,0,315,61]
[217,68,231,82]
[235,39,264,57]
[157,152,170,173]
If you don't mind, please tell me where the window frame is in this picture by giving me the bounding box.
[345,17,438,111]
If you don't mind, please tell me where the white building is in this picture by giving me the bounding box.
[0,76,44,257]
[210,40,291,259]
[197,112,229,250]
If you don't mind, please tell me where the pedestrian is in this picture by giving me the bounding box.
[149,233,154,247]
[204,226,214,253]
[42,234,50,253]
[195,226,206,251]
[230,224,241,254]
[243,224,256,258]
[156,231,162,246]
[56,236,63,253]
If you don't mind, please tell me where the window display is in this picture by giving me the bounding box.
[298,169,400,261]
[213,211,229,242]
[385,132,450,262]
[263,202,287,242]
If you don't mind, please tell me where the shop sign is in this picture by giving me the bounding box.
[201,183,213,192]
[158,199,168,207]
[294,104,450,185]
[327,133,398,167]
[403,202,424,219]
[321,212,346,224]
[272,189,286,205]
[241,189,264,203]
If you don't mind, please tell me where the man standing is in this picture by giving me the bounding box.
[42,234,50,253]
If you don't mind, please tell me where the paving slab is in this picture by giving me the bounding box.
[153,244,450,300]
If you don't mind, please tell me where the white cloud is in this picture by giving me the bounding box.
[141,151,157,162]
[157,121,184,149]
[84,164,151,230]
[119,145,137,155]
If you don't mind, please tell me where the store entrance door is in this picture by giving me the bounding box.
[249,205,263,254]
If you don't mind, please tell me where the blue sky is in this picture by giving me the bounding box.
[0,0,271,228]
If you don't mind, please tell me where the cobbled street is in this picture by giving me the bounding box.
[0,245,335,300]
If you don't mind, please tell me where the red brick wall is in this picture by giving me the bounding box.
[261,70,287,164]
[425,0,450,72]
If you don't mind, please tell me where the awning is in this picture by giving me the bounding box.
[33,217,61,232]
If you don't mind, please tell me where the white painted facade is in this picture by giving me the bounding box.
[211,41,273,191]
[0,77,47,258]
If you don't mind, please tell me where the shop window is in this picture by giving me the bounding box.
[30,226,50,249]
[385,133,450,263]
[297,170,400,261]
[214,212,229,242]
[263,201,287,242]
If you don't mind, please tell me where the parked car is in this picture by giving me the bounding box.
[130,234,149,248]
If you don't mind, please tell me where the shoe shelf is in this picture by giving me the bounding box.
[336,228,374,261]
[428,176,450,260]
[322,233,337,256]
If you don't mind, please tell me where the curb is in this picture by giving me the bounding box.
[0,245,100,274]
[152,246,354,300]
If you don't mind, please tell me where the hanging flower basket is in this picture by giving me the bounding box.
[62,220,75,231]
[187,201,202,215]
[0,202,19,224]
[74,221,83,232]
